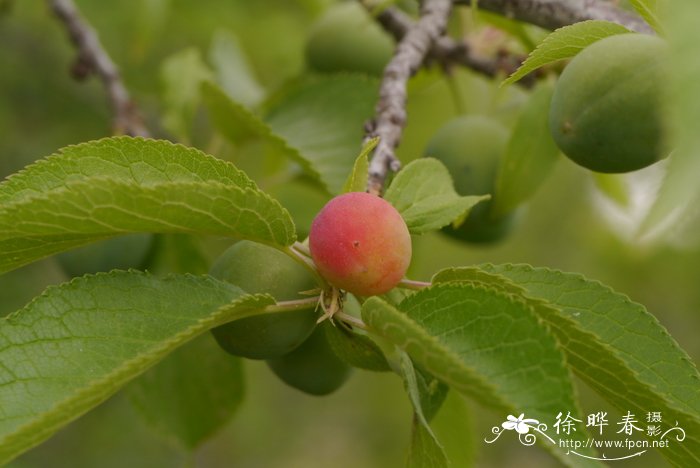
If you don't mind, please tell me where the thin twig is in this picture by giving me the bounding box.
[335,311,370,331]
[373,6,536,87]
[398,278,431,290]
[366,0,453,195]
[48,0,149,136]
[454,0,653,34]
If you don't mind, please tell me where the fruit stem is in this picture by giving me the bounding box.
[292,241,312,257]
[264,297,321,313]
[397,278,431,290]
[335,311,369,331]
[282,245,328,288]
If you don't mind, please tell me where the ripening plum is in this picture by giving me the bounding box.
[305,3,394,76]
[266,324,351,396]
[209,241,318,360]
[309,192,411,296]
[424,115,515,243]
[549,33,668,173]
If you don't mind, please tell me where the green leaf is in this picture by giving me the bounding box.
[399,352,449,468]
[0,138,296,274]
[265,76,379,194]
[431,392,475,468]
[324,323,390,372]
[481,264,700,467]
[638,2,700,243]
[126,334,245,450]
[209,30,265,108]
[492,83,560,217]
[201,82,304,160]
[407,416,449,468]
[362,285,599,467]
[629,0,664,34]
[383,159,489,234]
[0,136,255,205]
[0,271,275,465]
[161,47,214,141]
[502,21,631,86]
[341,137,378,193]
[592,173,631,208]
[399,352,449,424]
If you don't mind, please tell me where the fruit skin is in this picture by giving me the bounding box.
[549,33,667,173]
[305,3,394,76]
[424,115,514,243]
[267,324,351,396]
[209,241,318,360]
[309,192,411,296]
[57,234,153,277]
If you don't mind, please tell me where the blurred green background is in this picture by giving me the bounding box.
[1,1,697,467]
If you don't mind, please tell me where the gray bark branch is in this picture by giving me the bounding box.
[374,6,536,87]
[366,0,453,195]
[48,0,149,137]
[454,0,653,33]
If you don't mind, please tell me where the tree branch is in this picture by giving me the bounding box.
[373,6,536,87]
[48,0,149,137]
[454,0,653,34]
[366,0,453,195]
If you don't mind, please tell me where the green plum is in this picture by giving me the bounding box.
[305,3,394,76]
[424,115,514,243]
[549,33,668,173]
[267,324,351,396]
[210,241,318,360]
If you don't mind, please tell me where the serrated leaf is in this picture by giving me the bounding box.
[481,264,700,467]
[265,76,379,194]
[630,0,664,34]
[362,285,599,467]
[383,159,489,234]
[161,48,214,141]
[492,83,559,217]
[0,271,275,465]
[342,138,377,193]
[324,323,390,372]
[639,2,700,243]
[0,138,296,274]
[502,21,630,86]
[0,136,255,205]
[126,334,244,450]
[209,30,265,108]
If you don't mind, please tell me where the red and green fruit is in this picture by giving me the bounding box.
[424,115,515,243]
[209,241,318,360]
[549,33,668,173]
[309,192,411,296]
[267,324,351,396]
[305,2,394,76]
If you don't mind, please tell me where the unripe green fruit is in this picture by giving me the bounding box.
[267,324,351,396]
[210,241,318,360]
[309,192,412,296]
[549,33,668,173]
[305,3,394,76]
[57,234,153,277]
[424,115,514,244]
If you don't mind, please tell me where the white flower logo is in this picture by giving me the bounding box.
[501,414,541,434]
